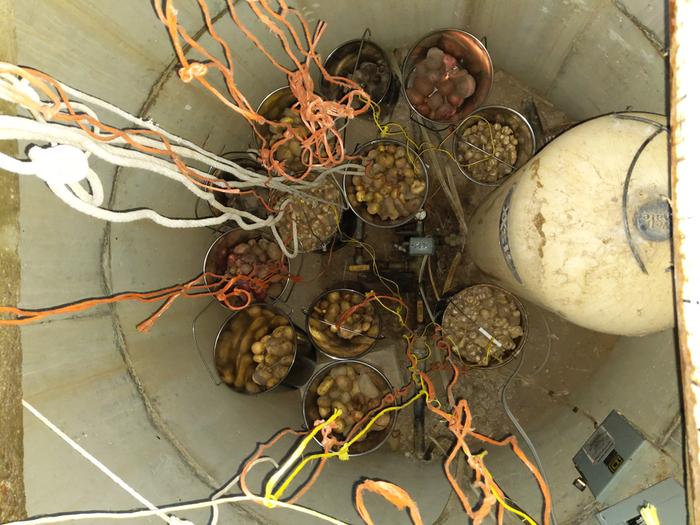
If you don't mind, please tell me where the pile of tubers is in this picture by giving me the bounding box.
[350,60,391,101]
[274,176,341,252]
[224,237,287,301]
[308,290,380,358]
[443,285,525,366]
[456,119,518,184]
[267,107,308,174]
[347,142,426,223]
[405,46,476,121]
[215,305,295,393]
[311,363,392,440]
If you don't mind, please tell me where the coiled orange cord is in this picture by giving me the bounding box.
[155,0,371,181]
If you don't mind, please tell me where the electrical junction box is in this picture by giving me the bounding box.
[595,478,687,524]
[573,410,645,500]
[408,236,435,256]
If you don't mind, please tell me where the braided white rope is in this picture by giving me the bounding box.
[21,400,175,524]
[0,68,366,254]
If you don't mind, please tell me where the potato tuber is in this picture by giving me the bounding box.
[442,285,525,366]
[456,119,519,184]
[309,289,380,358]
[408,46,475,121]
[272,175,341,252]
[214,305,296,393]
[348,143,426,224]
[312,363,392,443]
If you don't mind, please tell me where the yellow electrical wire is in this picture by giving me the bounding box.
[371,292,408,328]
[263,410,342,507]
[366,97,501,173]
[489,486,539,525]
[329,205,402,297]
[477,458,539,525]
[265,390,429,502]
[640,504,660,525]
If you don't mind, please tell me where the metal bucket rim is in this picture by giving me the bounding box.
[214,302,302,395]
[343,138,429,229]
[253,85,325,151]
[400,28,493,126]
[301,359,396,456]
[321,38,393,105]
[441,283,529,369]
[452,105,537,187]
[202,228,292,309]
[268,176,347,254]
[304,287,383,360]
[206,152,266,215]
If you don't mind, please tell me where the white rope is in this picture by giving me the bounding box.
[0,66,366,252]
[5,495,349,525]
[12,404,345,525]
[209,457,278,525]
[21,400,174,524]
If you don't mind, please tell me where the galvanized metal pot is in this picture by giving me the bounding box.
[302,360,396,456]
[452,105,536,186]
[402,29,493,126]
[214,303,316,394]
[305,287,382,360]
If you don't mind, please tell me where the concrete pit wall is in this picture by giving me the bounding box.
[12,1,672,524]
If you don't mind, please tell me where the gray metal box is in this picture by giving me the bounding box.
[573,410,645,500]
[595,478,687,524]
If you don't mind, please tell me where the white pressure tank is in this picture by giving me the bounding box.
[467,113,672,336]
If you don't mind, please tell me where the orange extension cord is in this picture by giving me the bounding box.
[155,0,371,180]
[0,265,297,332]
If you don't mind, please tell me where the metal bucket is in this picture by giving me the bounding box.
[402,29,493,126]
[268,176,350,254]
[452,105,536,187]
[254,85,337,158]
[320,38,399,114]
[343,138,429,228]
[203,229,292,309]
[214,303,316,394]
[206,152,269,218]
[302,360,396,456]
[305,288,382,360]
[439,284,529,369]
[254,85,300,141]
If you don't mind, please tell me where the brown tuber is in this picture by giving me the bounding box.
[348,142,426,224]
[408,45,474,121]
[214,305,295,393]
[442,285,524,366]
[308,289,380,358]
[312,363,391,442]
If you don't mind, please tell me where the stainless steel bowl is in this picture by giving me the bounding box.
[302,360,396,456]
[253,86,299,147]
[452,105,536,186]
[320,39,398,112]
[254,85,341,178]
[305,288,382,360]
[343,138,429,228]
[203,229,291,309]
[440,283,529,369]
[214,303,316,394]
[402,29,493,126]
